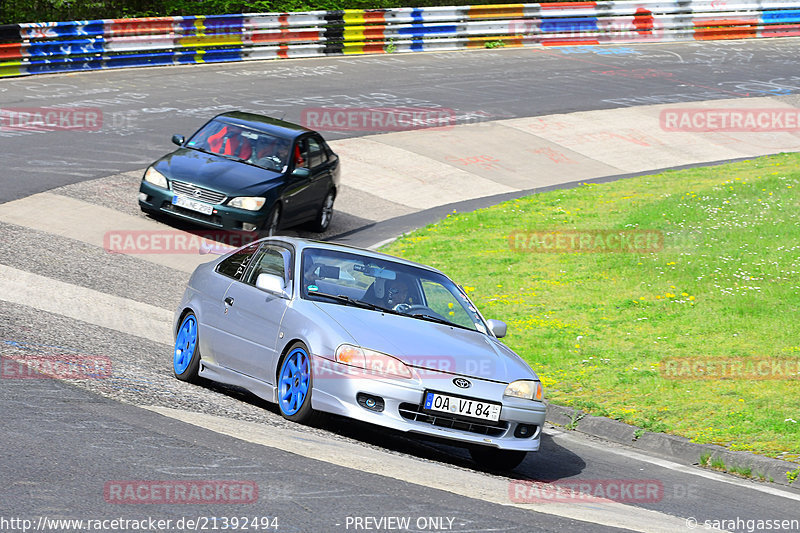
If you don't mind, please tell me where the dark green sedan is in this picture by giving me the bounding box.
[138,111,340,235]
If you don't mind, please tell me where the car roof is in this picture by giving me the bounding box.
[213,111,313,139]
[263,237,444,275]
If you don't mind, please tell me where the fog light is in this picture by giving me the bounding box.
[514,424,536,438]
[242,222,257,232]
[357,393,385,412]
[138,192,148,202]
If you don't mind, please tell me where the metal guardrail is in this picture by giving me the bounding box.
[2,1,800,78]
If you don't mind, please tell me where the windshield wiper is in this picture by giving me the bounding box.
[410,313,474,332]
[188,145,247,163]
[410,313,453,327]
[311,292,389,312]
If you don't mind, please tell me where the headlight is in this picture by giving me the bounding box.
[504,380,544,401]
[143,167,168,188]
[228,197,266,211]
[335,344,412,379]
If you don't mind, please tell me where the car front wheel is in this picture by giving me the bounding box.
[277,342,316,423]
[468,447,527,471]
[310,190,335,233]
[260,204,281,237]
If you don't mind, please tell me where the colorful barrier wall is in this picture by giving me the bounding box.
[2,1,800,78]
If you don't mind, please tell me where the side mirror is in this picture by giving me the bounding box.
[256,273,289,298]
[291,167,310,179]
[172,134,185,146]
[487,319,507,339]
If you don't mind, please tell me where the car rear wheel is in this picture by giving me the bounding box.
[174,312,201,382]
[469,447,527,470]
[310,190,335,233]
[277,342,316,423]
[260,204,281,237]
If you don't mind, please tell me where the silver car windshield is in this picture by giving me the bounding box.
[300,248,487,333]
[185,119,291,172]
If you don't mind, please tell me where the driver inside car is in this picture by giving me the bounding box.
[385,279,411,308]
[252,136,285,169]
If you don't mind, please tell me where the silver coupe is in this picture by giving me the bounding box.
[173,237,546,469]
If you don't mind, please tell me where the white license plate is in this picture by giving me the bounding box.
[172,195,213,215]
[423,391,501,422]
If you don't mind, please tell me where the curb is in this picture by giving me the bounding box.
[546,403,800,489]
[330,155,756,249]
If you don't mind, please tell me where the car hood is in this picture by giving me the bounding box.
[314,303,537,382]
[154,148,283,196]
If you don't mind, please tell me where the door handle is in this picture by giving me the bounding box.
[224,297,234,306]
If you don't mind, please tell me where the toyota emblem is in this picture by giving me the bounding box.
[193,189,202,197]
[453,378,471,389]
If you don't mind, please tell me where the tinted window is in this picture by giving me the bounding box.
[186,119,289,171]
[421,280,475,329]
[216,242,261,281]
[308,137,327,168]
[244,244,293,289]
[300,248,486,332]
[295,138,310,169]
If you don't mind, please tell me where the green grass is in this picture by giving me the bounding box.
[382,152,800,460]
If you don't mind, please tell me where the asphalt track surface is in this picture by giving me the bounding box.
[2,40,800,532]
[3,38,800,203]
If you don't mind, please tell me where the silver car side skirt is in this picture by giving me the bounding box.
[198,360,278,404]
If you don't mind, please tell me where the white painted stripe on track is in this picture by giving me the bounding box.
[145,406,711,533]
[545,427,800,503]
[0,193,217,274]
[0,264,173,345]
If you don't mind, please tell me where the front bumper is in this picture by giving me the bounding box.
[139,181,267,231]
[311,357,546,452]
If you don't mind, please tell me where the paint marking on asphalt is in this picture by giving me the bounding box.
[0,192,215,273]
[367,237,398,250]
[545,427,800,502]
[145,405,706,533]
[0,264,173,345]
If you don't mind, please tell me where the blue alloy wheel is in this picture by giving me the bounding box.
[278,344,314,422]
[173,313,200,382]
